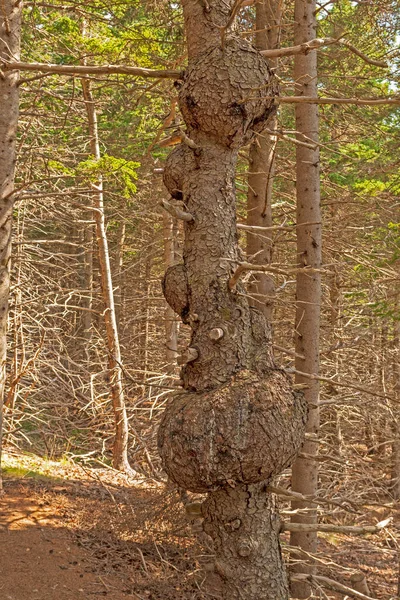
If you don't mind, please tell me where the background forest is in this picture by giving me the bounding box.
[1,0,400,599]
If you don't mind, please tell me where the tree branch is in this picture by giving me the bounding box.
[282,518,391,535]
[1,60,183,80]
[229,262,325,290]
[278,96,399,106]
[288,367,395,401]
[291,574,379,600]
[261,37,388,68]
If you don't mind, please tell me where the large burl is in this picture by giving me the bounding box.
[158,7,306,598]
[159,370,307,493]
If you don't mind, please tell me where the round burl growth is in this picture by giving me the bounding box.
[163,143,190,200]
[158,370,307,493]
[162,263,189,319]
[179,37,277,148]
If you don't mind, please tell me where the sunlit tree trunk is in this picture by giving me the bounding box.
[247,0,282,321]
[392,292,400,499]
[81,72,133,474]
[163,212,179,372]
[0,0,22,492]
[158,2,307,597]
[290,0,322,596]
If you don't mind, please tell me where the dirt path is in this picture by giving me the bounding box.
[0,451,398,600]
[0,481,137,599]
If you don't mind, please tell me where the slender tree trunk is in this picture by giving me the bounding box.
[82,222,94,342]
[289,0,322,597]
[81,75,133,474]
[247,0,282,321]
[158,2,307,598]
[115,220,126,327]
[163,212,179,372]
[141,252,152,383]
[392,293,400,499]
[0,0,22,492]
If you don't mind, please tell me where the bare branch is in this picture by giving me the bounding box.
[291,574,379,600]
[1,59,183,80]
[288,368,395,401]
[278,95,399,106]
[261,37,388,68]
[282,518,391,535]
[229,262,326,290]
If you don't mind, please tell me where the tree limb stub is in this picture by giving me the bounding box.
[160,199,194,222]
[1,59,183,79]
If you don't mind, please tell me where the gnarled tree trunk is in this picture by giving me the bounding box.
[0,0,22,492]
[158,2,307,598]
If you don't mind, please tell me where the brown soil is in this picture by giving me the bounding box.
[0,450,398,600]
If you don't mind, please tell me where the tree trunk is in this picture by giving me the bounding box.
[392,293,400,499]
[163,212,179,372]
[0,0,22,492]
[289,0,322,597]
[158,2,307,598]
[81,75,133,474]
[247,0,282,321]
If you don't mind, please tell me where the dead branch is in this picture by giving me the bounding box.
[291,574,379,600]
[267,485,359,513]
[278,95,400,106]
[282,517,391,535]
[1,60,183,80]
[288,368,395,401]
[261,37,388,68]
[229,262,326,290]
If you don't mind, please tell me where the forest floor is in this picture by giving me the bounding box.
[0,448,398,600]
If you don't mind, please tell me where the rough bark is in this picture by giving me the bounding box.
[81,75,133,474]
[246,0,282,321]
[0,0,22,492]
[289,0,322,597]
[158,2,307,598]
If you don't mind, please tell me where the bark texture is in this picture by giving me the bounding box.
[290,0,322,597]
[158,2,307,597]
[0,0,22,491]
